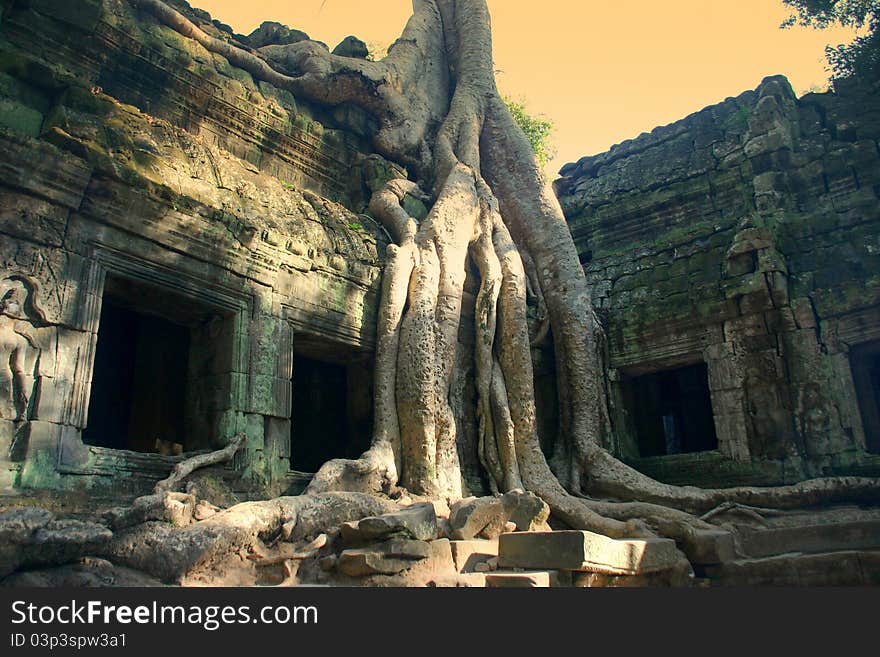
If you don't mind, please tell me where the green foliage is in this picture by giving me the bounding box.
[502,95,556,167]
[782,0,880,81]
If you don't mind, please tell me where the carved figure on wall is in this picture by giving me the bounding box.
[0,274,49,459]
[1,287,36,421]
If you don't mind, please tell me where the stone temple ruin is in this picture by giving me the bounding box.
[1,0,880,587]
[554,73,880,488]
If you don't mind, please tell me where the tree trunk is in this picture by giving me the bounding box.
[135,0,880,550]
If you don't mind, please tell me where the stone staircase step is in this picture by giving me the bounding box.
[499,530,681,575]
[737,520,880,558]
[702,550,880,586]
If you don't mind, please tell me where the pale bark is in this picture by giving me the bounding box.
[135,0,880,560]
[154,433,246,494]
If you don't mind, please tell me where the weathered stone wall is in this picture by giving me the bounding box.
[5,0,878,500]
[0,0,395,497]
[556,75,880,485]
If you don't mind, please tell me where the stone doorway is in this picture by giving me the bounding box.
[851,341,880,454]
[624,362,718,457]
[289,335,373,473]
[82,275,231,454]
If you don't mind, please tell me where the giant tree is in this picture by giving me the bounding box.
[134,0,879,559]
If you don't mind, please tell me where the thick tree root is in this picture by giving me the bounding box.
[106,433,247,530]
[582,445,880,514]
[306,443,399,496]
[103,493,398,584]
[155,432,246,494]
[131,0,880,567]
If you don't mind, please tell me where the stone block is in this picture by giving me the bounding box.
[679,529,736,565]
[449,539,499,573]
[0,133,90,210]
[484,570,563,588]
[429,573,487,588]
[499,531,682,575]
[572,563,693,587]
[337,539,433,577]
[31,377,70,424]
[710,389,746,416]
[0,98,43,137]
[354,503,439,542]
[29,0,104,31]
[790,298,817,330]
[0,189,67,247]
[264,416,291,460]
[449,496,508,540]
[737,520,880,559]
[738,289,774,315]
[0,420,14,455]
[57,425,90,470]
[502,489,551,532]
[707,359,742,392]
[0,464,19,493]
[17,420,59,461]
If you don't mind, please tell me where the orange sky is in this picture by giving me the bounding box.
[193,0,857,176]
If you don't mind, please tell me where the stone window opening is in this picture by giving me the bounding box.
[289,335,373,473]
[850,341,880,454]
[82,274,232,455]
[623,362,719,458]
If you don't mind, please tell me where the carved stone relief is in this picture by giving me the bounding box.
[0,273,52,460]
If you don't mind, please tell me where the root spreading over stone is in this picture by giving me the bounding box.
[82,0,880,571]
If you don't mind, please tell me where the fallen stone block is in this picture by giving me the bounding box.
[449,497,508,540]
[502,490,551,532]
[499,530,682,575]
[485,570,569,588]
[681,529,737,565]
[572,560,694,587]
[430,573,487,587]
[337,539,433,577]
[356,502,438,542]
[339,521,362,545]
[449,491,551,541]
[450,539,499,573]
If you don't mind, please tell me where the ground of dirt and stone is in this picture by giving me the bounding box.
[4,481,880,587]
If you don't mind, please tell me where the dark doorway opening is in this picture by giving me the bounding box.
[625,363,718,457]
[289,336,373,473]
[851,342,880,454]
[83,275,223,454]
